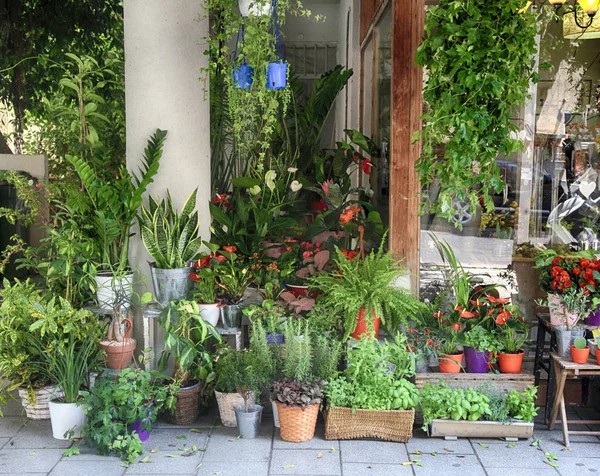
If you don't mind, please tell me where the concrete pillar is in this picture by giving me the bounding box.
[124,0,211,357]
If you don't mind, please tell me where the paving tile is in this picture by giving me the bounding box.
[153,412,216,429]
[408,430,474,453]
[409,453,486,476]
[273,424,339,450]
[0,448,64,473]
[1,398,27,417]
[486,468,560,476]
[339,440,408,464]
[0,438,10,450]
[535,430,600,457]
[0,417,28,438]
[197,461,269,476]
[469,437,534,447]
[124,450,202,474]
[72,444,125,461]
[269,448,341,475]
[49,459,126,476]
[342,462,414,476]
[203,426,272,462]
[9,420,72,449]
[473,440,550,468]
[555,457,600,475]
[140,428,208,451]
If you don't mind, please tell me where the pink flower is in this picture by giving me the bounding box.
[321,179,333,197]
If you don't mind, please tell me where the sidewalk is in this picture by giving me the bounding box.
[1,397,599,476]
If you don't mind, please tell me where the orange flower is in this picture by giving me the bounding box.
[487,296,510,305]
[223,245,237,253]
[433,311,443,319]
[460,310,478,319]
[495,311,511,325]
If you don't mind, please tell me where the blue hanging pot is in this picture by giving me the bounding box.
[232,64,254,90]
[266,62,287,90]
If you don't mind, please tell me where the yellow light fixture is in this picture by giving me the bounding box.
[578,0,600,15]
[564,8,600,38]
[549,0,567,4]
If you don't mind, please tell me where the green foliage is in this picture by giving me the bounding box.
[139,189,203,269]
[573,337,587,349]
[272,377,325,409]
[68,128,166,271]
[313,335,342,381]
[82,368,175,462]
[505,386,538,422]
[0,279,105,411]
[415,0,539,226]
[463,326,501,354]
[325,337,418,411]
[310,236,424,340]
[249,317,280,382]
[282,318,312,381]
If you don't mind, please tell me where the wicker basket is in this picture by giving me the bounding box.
[276,401,320,443]
[167,381,200,425]
[215,390,255,427]
[18,385,60,420]
[324,407,415,442]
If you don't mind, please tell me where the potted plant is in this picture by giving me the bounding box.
[571,337,590,364]
[243,301,288,344]
[189,242,226,326]
[138,189,203,306]
[283,241,330,298]
[324,335,417,442]
[68,129,166,310]
[462,326,501,374]
[215,246,253,328]
[32,335,98,440]
[0,279,104,419]
[157,299,220,425]
[98,308,137,370]
[310,233,423,340]
[83,367,176,463]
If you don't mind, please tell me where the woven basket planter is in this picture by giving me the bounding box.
[215,390,255,427]
[167,381,200,425]
[324,407,415,443]
[276,401,320,443]
[18,385,60,420]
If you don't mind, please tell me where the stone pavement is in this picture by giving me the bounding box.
[1,397,599,476]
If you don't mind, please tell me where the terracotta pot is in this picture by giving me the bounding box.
[350,307,380,340]
[596,348,600,365]
[285,284,320,299]
[276,401,320,443]
[99,338,136,369]
[498,351,524,374]
[570,345,590,364]
[439,353,463,373]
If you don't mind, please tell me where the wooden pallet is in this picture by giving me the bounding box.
[415,372,535,393]
[429,419,534,441]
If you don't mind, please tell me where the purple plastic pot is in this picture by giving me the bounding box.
[584,304,600,326]
[464,347,489,373]
[266,333,284,345]
[129,416,151,442]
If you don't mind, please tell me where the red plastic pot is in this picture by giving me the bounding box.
[350,307,380,340]
[285,284,320,299]
[570,345,590,364]
[498,350,524,374]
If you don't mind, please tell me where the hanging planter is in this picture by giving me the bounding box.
[232,25,254,90]
[239,0,272,17]
[266,0,287,90]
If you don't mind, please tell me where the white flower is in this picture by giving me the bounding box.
[287,167,298,173]
[290,180,302,192]
[249,185,261,195]
[265,170,277,192]
[28,179,33,186]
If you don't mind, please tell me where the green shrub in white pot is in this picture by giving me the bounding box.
[139,189,203,306]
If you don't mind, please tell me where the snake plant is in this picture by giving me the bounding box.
[139,189,202,269]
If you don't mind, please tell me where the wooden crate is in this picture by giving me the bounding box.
[415,372,534,393]
[429,419,534,441]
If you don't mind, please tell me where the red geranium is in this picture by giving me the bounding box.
[223,245,237,253]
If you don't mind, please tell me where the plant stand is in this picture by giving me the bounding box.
[415,372,534,393]
[429,419,534,441]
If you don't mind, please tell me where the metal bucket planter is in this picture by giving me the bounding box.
[95,272,133,311]
[555,326,585,357]
[221,304,242,329]
[18,385,60,420]
[234,404,263,438]
[215,390,255,427]
[150,264,194,306]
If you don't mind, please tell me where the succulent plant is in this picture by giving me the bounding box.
[573,337,588,349]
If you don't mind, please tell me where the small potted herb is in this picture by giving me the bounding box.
[462,326,500,374]
[570,337,590,364]
[215,246,253,328]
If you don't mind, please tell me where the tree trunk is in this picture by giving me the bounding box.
[0,130,13,154]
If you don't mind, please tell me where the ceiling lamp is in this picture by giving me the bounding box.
[563,7,600,38]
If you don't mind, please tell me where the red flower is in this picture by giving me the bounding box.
[223,245,237,253]
[341,249,358,260]
[433,311,443,319]
[302,251,314,259]
[361,159,372,174]
[406,328,418,334]
[189,272,200,282]
[197,256,211,268]
[460,310,477,319]
[451,323,461,331]
[211,193,233,211]
[487,296,510,305]
[214,255,227,263]
[495,311,511,325]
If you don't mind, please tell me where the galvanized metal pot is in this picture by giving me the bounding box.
[234,404,263,438]
[221,304,242,329]
[150,264,194,306]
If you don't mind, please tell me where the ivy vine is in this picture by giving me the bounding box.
[415,0,542,226]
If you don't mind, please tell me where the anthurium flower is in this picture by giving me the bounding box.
[487,296,510,305]
[454,305,464,311]
[290,180,302,192]
[287,167,298,173]
[362,158,372,174]
[495,311,511,325]
[223,246,237,253]
[433,311,443,319]
[460,310,477,318]
[249,185,261,195]
[451,323,461,331]
[265,170,277,191]
[188,272,200,282]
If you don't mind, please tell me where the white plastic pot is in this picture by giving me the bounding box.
[272,400,280,428]
[48,400,86,440]
[95,272,133,311]
[239,0,272,17]
[198,303,220,327]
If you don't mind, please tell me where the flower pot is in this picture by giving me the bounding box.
[584,303,600,326]
[267,333,284,345]
[548,294,579,328]
[99,338,136,369]
[129,413,152,442]
[350,307,380,340]
[95,272,133,311]
[18,385,60,420]
[439,353,463,373]
[276,401,320,443]
[221,304,242,329]
[588,338,599,355]
[596,348,600,365]
[272,400,280,428]
[555,326,573,358]
[464,347,489,373]
[215,390,255,427]
[198,303,220,327]
[238,0,272,17]
[415,354,429,373]
[168,380,200,425]
[232,64,254,90]
[570,345,590,364]
[266,62,287,90]
[234,404,263,438]
[48,399,85,440]
[242,286,263,306]
[498,350,524,374]
[150,264,194,306]
[285,284,320,299]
